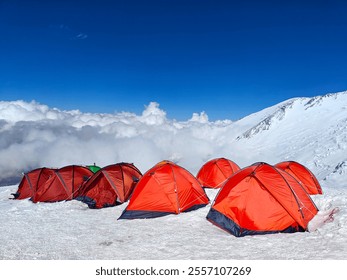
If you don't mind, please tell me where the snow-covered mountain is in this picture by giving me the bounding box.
[232,91,347,182]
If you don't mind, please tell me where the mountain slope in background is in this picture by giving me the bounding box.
[231,91,347,182]
[238,92,347,182]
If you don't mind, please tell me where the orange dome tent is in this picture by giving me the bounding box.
[207,162,318,237]
[32,165,94,203]
[275,161,323,195]
[77,163,142,209]
[119,161,210,219]
[12,167,56,200]
[197,157,240,188]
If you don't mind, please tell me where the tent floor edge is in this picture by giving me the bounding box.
[10,193,20,199]
[75,196,97,209]
[183,203,208,213]
[118,210,174,220]
[206,208,243,237]
[206,208,304,237]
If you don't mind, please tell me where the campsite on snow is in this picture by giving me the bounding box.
[0,91,347,259]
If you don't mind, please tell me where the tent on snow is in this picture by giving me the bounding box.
[197,157,240,188]
[12,167,57,200]
[275,161,322,195]
[119,161,210,219]
[32,165,94,203]
[207,162,318,237]
[77,163,142,209]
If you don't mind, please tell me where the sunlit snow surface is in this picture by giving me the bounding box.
[0,183,346,260]
[1,91,347,259]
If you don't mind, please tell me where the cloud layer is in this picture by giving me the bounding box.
[0,101,243,185]
[2,92,347,187]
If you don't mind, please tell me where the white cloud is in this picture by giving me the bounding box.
[75,33,88,40]
[0,100,239,185]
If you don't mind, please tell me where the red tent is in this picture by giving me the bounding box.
[207,162,318,237]
[77,163,142,208]
[197,158,240,188]
[32,165,94,203]
[119,161,210,219]
[275,161,323,195]
[12,167,56,200]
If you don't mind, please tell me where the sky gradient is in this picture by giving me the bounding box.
[1,0,347,120]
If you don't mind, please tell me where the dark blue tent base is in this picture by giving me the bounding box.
[206,208,304,237]
[119,203,208,220]
[75,196,122,209]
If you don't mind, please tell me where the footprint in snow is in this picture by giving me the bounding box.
[99,241,113,246]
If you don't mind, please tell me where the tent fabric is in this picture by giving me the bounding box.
[275,161,323,195]
[32,165,94,203]
[77,163,142,209]
[119,161,210,219]
[197,158,241,188]
[206,162,318,237]
[12,168,56,200]
[87,164,102,173]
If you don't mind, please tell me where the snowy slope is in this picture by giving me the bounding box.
[0,184,346,260]
[0,91,347,259]
[230,91,347,179]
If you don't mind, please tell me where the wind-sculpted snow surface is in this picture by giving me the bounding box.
[0,183,346,260]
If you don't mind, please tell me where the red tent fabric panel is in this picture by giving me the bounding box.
[15,168,55,200]
[274,168,318,227]
[275,161,323,195]
[59,165,93,198]
[32,172,68,202]
[82,174,117,207]
[173,164,209,212]
[197,158,240,188]
[124,162,209,215]
[126,166,179,213]
[32,165,93,202]
[121,164,143,201]
[253,164,318,229]
[14,168,43,199]
[103,169,124,199]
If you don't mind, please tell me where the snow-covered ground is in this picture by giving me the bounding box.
[0,91,347,260]
[0,183,346,260]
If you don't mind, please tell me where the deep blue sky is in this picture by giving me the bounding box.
[1,0,347,120]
